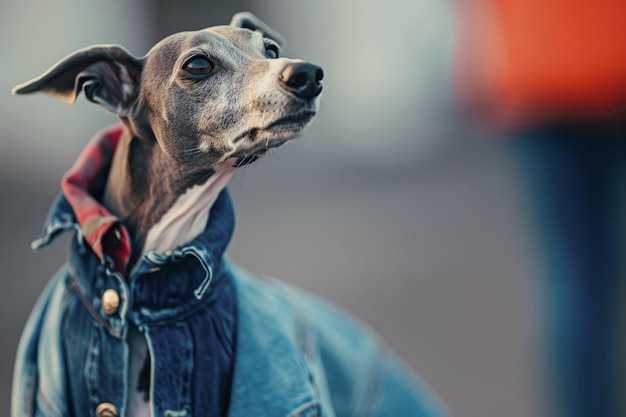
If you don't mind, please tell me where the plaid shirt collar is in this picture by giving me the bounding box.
[34,124,132,273]
[34,124,236,281]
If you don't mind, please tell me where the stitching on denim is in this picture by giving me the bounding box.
[84,325,100,410]
[354,346,385,417]
[189,248,214,300]
[24,370,36,417]
[271,279,323,417]
[140,248,214,300]
[60,283,74,312]
[287,402,320,417]
[37,388,63,417]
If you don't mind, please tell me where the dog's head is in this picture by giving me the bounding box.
[13,12,323,168]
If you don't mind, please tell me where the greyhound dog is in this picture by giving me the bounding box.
[12,12,444,417]
[13,12,322,262]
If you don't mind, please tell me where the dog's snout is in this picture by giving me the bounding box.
[279,63,324,100]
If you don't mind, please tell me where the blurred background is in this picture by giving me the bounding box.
[7,1,622,417]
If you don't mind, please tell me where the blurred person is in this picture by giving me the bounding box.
[453,2,626,417]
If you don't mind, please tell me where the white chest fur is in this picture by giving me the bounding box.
[140,166,236,259]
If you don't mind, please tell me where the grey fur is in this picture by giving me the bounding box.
[13,12,323,260]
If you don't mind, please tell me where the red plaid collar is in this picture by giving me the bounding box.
[61,124,131,275]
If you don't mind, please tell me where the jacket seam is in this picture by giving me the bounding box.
[287,401,321,417]
[271,279,323,417]
[24,372,36,417]
[37,387,63,417]
[354,346,385,417]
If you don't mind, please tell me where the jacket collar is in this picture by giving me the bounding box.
[32,124,235,283]
[33,124,131,273]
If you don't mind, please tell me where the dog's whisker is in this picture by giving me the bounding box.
[179,146,205,154]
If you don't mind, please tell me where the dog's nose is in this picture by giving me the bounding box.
[279,62,324,100]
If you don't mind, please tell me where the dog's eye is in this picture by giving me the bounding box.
[183,56,214,76]
[265,44,279,59]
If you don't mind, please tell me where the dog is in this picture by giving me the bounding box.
[11,12,445,417]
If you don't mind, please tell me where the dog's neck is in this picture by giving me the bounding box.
[103,128,235,263]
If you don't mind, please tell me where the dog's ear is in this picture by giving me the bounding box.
[230,12,287,48]
[12,45,143,116]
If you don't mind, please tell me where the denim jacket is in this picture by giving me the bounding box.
[12,126,446,417]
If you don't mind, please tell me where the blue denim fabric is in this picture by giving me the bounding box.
[12,189,447,417]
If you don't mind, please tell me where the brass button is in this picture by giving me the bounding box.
[96,402,118,417]
[102,289,120,315]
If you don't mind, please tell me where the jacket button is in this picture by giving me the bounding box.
[102,289,120,315]
[96,402,118,417]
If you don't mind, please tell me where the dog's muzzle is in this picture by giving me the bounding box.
[279,63,324,100]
